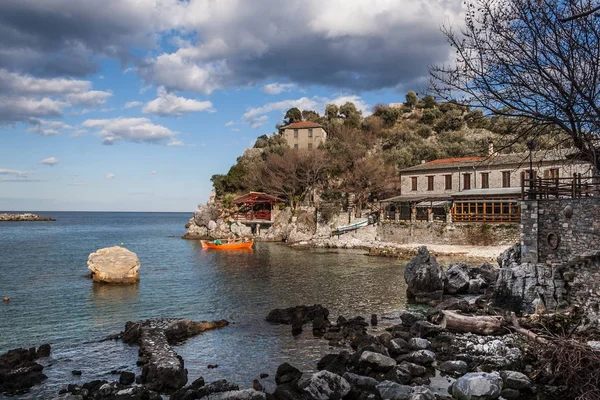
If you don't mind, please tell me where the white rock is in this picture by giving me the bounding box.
[208,220,217,230]
[87,246,140,284]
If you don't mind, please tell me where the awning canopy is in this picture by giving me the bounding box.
[415,200,451,208]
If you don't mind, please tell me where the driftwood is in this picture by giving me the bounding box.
[509,312,549,345]
[439,310,505,335]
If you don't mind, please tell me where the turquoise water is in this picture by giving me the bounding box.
[0,212,409,398]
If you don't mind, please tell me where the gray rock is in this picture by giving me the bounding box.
[497,243,521,268]
[342,372,379,391]
[468,278,486,294]
[376,380,412,400]
[438,360,468,375]
[408,386,435,400]
[409,321,443,338]
[209,389,266,400]
[499,388,520,399]
[407,338,430,350]
[452,372,503,400]
[359,351,397,372]
[405,350,436,365]
[404,247,444,303]
[398,361,427,377]
[52,395,84,400]
[500,370,531,390]
[301,371,350,400]
[445,264,470,294]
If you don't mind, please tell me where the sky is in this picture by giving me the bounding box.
[0,0,464,212]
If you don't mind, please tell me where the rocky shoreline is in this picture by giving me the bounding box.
[3,245,599,399]
[0,213,55,222]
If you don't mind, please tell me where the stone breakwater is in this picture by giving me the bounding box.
[0,213,54,221]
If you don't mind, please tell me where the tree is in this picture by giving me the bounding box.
[325,104,339,120]
[284,107,302,124]
[430,0,600,169]
[422,95,437,109]
[339,102,362,128]
[342,155,398,212]
[246,149,330,211]
[302,110,321,122]
[405,91,418,108]
[373,104,402,127]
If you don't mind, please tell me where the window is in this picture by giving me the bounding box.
[427,176,434,191]
[463,173,471,190]
[549,168,559,183]
[481,172,489,189]
[308,143,313,150]
[445,175,452,190]
[308,128,313,137]
[294,144,299,149]
[293,129,299,138]
[411,177,418,191]
[502,171,511,188]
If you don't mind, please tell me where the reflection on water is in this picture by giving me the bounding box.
[0,212,410,397]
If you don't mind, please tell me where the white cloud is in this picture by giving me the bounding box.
[40,157,60,166]
[166,140,185,147]
[27,119,73,136]
[0,69,90,96]
[243,97,319,128]
[0,169,30,176]
[105,173,115,179]
[67,90,112,106]
[142,87,214,116]
[70,129,87,137]
[262,83,295,95]
[0,97,69,124]
[124,101,143,109]
[82,117,179,145]
[225,121,235,127]
[150,170,157,175]
[329,95,371,116]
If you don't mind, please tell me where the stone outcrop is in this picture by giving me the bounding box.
[497,243,521,268]
[0,345,50,394]
[87,246,140,284]
[404,247,444,304]
[120,318,229,394]
[0,213,54,222]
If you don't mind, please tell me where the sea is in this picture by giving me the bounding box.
[0,212,412,398]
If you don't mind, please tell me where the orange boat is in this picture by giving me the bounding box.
[200,238,254,250]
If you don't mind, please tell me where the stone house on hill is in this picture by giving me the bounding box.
[279,121,327,150]
[381,148,594,223]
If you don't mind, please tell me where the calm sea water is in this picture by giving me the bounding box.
[0,212,410,398]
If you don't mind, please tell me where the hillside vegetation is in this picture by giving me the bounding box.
[211,92,565,214]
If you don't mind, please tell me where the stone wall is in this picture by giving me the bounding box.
[520,198,600,264]
[377,222,519,246]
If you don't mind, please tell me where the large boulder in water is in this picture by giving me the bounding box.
[87,246,140,284]
[444,263,470,294]
[404,247,444,304]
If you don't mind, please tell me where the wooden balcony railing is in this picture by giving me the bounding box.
[522,174,600,200]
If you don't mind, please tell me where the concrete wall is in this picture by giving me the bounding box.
[401,160,592,196]
[281,127,327,150]
[521,198,600,264]
[377,221,519,246]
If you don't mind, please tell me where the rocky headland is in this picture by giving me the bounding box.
[0,213,54,222]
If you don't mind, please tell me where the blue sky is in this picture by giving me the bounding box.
[0,0,463,212]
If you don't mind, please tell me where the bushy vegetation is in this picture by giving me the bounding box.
[211,92,568,211]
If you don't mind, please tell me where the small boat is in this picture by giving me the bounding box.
[201,238,254,250]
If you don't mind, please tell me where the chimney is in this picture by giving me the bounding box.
[488,140,494,156]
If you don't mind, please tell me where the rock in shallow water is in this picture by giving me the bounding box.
[404,247,444,304]
[452,372,503,400]
[0,345,50,395]
[359,351,397,372]
[87,246,140,284]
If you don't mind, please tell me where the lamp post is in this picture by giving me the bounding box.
[527,139,536,199]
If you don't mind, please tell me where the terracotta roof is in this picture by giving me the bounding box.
[424,157,484,165]
[280,121,322,129]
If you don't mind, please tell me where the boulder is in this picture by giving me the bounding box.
[397,361,427,377]
[452,372,503,400]
[87,246,140,284]
[230,222,252,237]
[468,278,486,294]
[404,350,436,366]
[300,371,350,400]
[275,363,303,386]
[445,264,470,294]
[266,305,329,325]
[497,243,521,268]
[376,380,412,400]
[500,370,531,390]
[359,351,397,372]
[207,220,218,230]
[409,386,435,400]
[209,389,266,400]
[407,338,430,351]
[437,360,468,375]
[472,262,499,286]
[0,346,49,394]
[404,247,444,303]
